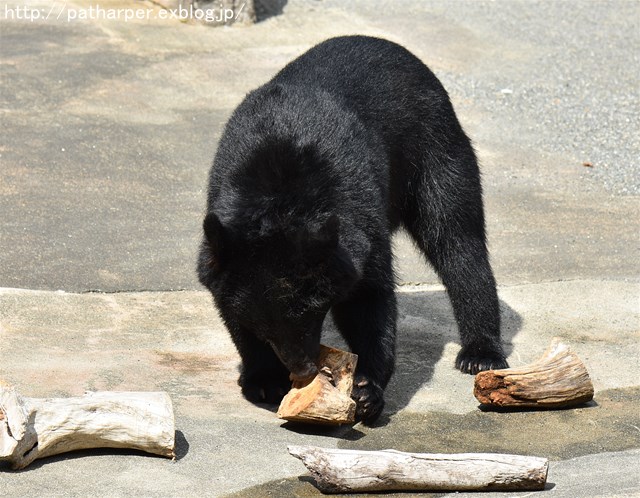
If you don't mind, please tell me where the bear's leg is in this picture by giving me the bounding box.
[331,280,397,425]
[402,154,508,375]
[229,325,291,404]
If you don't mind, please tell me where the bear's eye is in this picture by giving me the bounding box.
[275,277,294,292]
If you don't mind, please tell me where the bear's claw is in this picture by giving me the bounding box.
[455,346,508,375]
[351,375,385,425]
[240,373,290,404]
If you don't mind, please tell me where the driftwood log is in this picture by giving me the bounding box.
[0,380,175,470]
[277,345,357,425]
[474,338,594,408]
[288,445,549,493]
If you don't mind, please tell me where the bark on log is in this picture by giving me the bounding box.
[0,382,175,470]
[474,338,594,408]
[288,445,549,493]
[277,345,357,425]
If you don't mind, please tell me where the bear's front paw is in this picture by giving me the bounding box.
[455,345,508,375]
[239,371,291,404]
[351,375,385,425]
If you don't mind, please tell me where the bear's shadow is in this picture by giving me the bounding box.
[321,289,522,420]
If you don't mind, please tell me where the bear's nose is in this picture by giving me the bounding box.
[289,363,318,383]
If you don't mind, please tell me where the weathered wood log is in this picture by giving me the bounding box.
[474,338,594,408]
[288,445,549,493]
[277,345,357,425]
[0,381,175,470]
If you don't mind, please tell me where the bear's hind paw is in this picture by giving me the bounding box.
[455,346,508,375]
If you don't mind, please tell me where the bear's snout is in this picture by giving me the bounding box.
[288,363,319,382]
[269,340,319,382]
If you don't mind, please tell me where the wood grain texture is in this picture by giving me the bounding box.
[474,338,594,408]
[288,445,549,493]
[277,345,357,425]
[1,383,175,470]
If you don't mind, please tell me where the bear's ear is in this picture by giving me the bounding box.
[203,212,225,270]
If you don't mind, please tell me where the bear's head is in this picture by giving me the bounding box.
[197,211,358,380]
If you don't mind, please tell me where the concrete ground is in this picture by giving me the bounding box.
[0,0,638,496]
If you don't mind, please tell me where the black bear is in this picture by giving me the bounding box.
[198,35,508,424]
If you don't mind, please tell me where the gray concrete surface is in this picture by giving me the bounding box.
[1,0,639,496]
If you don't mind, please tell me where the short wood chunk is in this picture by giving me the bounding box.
[474,337,594,408]
[277,345,357,425]
[0,381,175,470]
[288,445,549,493]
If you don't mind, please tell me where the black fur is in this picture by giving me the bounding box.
[198,35,508,424]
